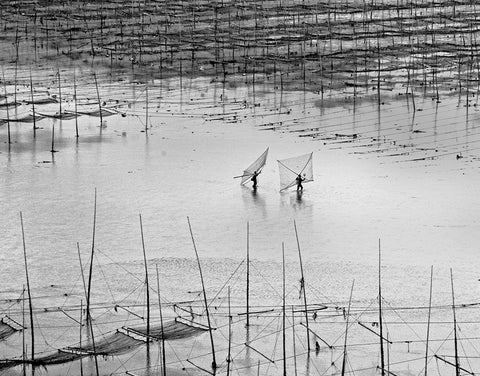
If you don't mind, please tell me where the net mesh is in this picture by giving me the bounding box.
[277,152,313,191]
[66,330,145,356]
[240,148,269,185]
[0,319,207,370]
[0,320,19,341]
[125,319,208,340]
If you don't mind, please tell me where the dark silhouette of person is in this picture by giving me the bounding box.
[296,174,305,191]
[251,170,260,189]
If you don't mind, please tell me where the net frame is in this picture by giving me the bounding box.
[240,147,269,185]
[277,152,314,191]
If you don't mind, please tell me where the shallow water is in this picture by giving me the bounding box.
[1,70,480,375]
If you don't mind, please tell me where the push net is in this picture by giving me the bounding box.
[277,152,313,191]
[240,148,269,185]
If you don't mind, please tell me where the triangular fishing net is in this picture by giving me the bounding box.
[240,148,269,185]
[277,152,314,191]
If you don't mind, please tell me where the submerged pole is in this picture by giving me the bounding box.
[187,217,217,370]
[20,212,34,363]
[294,220,310,351]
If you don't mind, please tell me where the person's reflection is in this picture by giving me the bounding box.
[242,186,267,217]
[296,190,303,202]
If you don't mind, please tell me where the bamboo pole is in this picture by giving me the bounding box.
[85,189,100,376]
[187,217,217,370]
[93,72,103,127]
[155,264,167,376]
[341,280,355,376]
[282,242,286,376]
[20,212,35,364]
[294,220,310,351]
[227,286,232,376]
[139,214,150,344]
[2,67,11,144]
[378,239,385,376]
[29,67,36,138]
[73,67,79,138]
[424,266,433,376]
[450,269,460,376]
[246,222,250,327]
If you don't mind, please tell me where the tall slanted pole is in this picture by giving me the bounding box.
[341,280,355,376]
[424,266,433,376]
[282,242,287,376]
[155,264,167,376]
[187,217,217,370]
[294,220,310,351]
[139,214,150,343]
[246,222,250,327]
[20,212,34,364]
[450,269,460,376]
[86,189,100,376]
[378,239,385,376]
[76,242,87,376]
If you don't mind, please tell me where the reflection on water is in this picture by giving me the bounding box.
[2,68,480,376]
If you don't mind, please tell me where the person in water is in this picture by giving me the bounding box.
[296,174,305,191]
[251,170,260,189]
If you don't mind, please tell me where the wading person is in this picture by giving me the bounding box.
[296,174,305,191]
[251,170,260,189]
